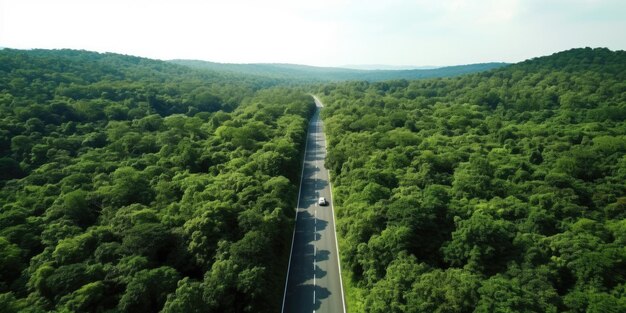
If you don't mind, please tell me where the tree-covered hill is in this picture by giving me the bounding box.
[318,47,626,312]
[0,49,315,312]
[170,59,508,82]
[2,46,624,313]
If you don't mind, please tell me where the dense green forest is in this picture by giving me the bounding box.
[171,60,507,82]
[318,47,626,312]
[2,47,625,313]
[0,49,315,312]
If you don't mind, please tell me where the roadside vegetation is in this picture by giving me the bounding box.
[0,49,314,312]
[1,47,624,312]
[319,48,626,312]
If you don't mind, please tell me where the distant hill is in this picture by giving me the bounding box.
[341,64,439,70]
[169,59,509,82]
[503,46,625,74]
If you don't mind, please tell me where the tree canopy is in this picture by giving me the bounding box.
[1,46,625,312]
[318,47,626,312]
[0,49,314,312]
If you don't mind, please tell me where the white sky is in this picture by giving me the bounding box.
[1,0,625,66]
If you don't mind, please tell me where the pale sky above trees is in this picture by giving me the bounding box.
[1,0,625,66]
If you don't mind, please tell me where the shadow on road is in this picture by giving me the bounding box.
[284,107,341,313]
[307,142,326,161]
[314,264,327,279]
[291,284,332,311]
[296,211,328,232]
[315,249,330,263]
[289,210,330,287]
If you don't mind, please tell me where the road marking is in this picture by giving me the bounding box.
[284,98,345,313]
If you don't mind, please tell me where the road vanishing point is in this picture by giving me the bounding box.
[281,96,346,313]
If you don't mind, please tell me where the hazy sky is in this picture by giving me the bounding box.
[1,0,625,66]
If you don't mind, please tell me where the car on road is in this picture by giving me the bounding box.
[318,197,328,206]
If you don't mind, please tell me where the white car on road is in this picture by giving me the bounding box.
[318,197,328,206]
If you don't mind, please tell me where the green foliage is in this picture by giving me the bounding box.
[0,157,23,180]
[161,278,206,313]
[406,268,480,313]
[319,48,626,311]
[475,267,559,313]
[118,267,180,312]
[443,211,516,274]
[0,237,21,290]
[0,49,314,312]
[58,281,106,312]
[3,46,624,313]
[0,292,22,313]
[365,252,429,313]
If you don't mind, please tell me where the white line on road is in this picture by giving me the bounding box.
[284,98,344,313]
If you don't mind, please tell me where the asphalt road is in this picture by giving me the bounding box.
[282,96,346,313]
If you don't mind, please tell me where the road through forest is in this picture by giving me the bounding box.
[281,96,346,313]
